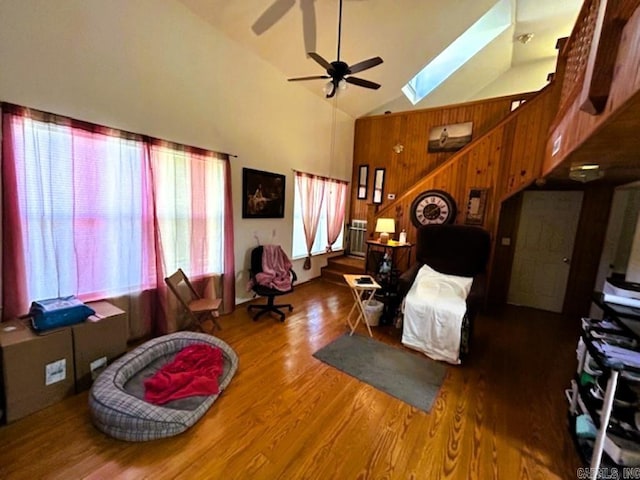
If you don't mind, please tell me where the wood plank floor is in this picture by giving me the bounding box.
[0,279,582,479]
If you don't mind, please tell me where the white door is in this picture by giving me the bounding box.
[508,191,584,312]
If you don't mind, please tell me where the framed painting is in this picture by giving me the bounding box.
[427,121,473,153]
[242,168,286,219]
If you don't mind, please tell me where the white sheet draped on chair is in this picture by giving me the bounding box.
[402,265,473,365]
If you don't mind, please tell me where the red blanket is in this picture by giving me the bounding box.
[144,344,224,405]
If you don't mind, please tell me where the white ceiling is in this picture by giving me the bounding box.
[177,0,582,118]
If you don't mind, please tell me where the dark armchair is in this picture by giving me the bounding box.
[248,245,297,322]
[398,225,491,356]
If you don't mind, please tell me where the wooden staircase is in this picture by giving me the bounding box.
[321,255,365,284]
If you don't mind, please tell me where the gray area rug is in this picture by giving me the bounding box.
[313,333,447,412]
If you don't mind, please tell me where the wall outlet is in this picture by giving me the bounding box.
[387,193,395,200]
[501,237,511,246]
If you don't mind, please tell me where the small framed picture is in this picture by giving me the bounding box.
[357,165,369,199]
[372,168,385,204]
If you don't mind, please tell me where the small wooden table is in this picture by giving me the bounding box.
[365,240,413,277]
[343,274,382,337]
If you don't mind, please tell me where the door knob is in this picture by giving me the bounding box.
[563,257,570,264]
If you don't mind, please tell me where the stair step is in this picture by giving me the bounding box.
[320,268,351,284]
[325,255,365,274]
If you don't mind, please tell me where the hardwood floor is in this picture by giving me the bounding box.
[0,279,582,479]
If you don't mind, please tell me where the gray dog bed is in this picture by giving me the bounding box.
[89,331,238,441]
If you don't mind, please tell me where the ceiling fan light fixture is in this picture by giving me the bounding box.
[339,78,348,90]
[323,80,336,97]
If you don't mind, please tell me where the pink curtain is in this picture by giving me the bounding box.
[222,159,235,313]
[2,112,29,319]
[295,172,325,269]
[325,178,348,252]
[1,106,234,335]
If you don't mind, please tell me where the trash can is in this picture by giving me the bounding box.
[364,300,384,326]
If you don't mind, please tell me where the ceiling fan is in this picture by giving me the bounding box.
[287,0,383,98]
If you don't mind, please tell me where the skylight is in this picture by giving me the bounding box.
[402,0,512,105]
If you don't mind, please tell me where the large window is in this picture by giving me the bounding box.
[292,174,346,259]
[2,106,230,323]
[150,144,225,276]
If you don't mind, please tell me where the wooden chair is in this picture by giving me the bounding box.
[165,269,222,331]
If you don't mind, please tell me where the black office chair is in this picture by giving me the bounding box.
[248,245,297,322]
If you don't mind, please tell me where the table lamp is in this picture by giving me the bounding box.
[375,218,395,244]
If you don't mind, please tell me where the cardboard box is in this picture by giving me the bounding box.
[0,318,75,423]
[72,301,128,392]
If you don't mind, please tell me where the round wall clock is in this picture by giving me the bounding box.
[410,189,457,227]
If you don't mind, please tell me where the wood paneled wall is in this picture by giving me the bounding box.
[350,93,535,222]
[351,86,558,248]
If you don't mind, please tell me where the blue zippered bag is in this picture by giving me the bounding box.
[29,296,95,332]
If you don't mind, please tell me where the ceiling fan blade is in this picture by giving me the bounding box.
[348,57,383,75]
[288,75,330,82]
[251,0,296,35]
[307,52,333,72]
[300,0,317,55]
[345,76,381,90]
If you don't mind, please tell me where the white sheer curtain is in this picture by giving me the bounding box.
[149,144,225,276]
[294,172,325,269]
[4,114,153,309]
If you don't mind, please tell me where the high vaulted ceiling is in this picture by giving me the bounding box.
[178,0,582,118]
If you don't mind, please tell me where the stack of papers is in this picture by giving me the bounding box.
[595,341,640,369]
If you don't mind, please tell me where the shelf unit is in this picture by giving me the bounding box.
[569,298,640,478]
[364,241,413,324]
